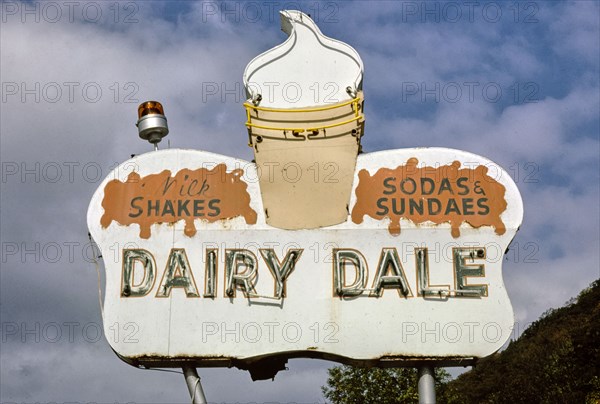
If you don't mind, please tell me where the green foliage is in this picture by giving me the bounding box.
[321,280,600,404]
[439,279,600,404]
[322,366,450,404]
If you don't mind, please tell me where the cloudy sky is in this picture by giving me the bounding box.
[1,0,598,402]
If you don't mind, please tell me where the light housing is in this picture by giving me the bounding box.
[136,101,169,147]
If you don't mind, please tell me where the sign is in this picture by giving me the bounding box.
[351,157,508,237]
[87,147,523,373]
[101,164,257,239]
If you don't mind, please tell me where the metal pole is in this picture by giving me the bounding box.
[182,366,208,404]
[417,366,436,404]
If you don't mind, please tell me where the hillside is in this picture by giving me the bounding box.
[440,279,600,403]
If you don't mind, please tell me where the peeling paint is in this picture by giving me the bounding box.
[101,164,257,239]
[351,158,507,237]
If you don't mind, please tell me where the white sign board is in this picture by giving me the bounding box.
[87,147,523,373]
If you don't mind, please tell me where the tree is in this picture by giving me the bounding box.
[440,279,600,404]
[322,366,450,404]
[323,281,600,403]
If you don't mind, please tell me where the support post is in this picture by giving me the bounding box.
[182,366,207,404]
[417,365,436,404]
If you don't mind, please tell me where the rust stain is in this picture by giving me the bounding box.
[351,158,507,237]
[101,164,257,239]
